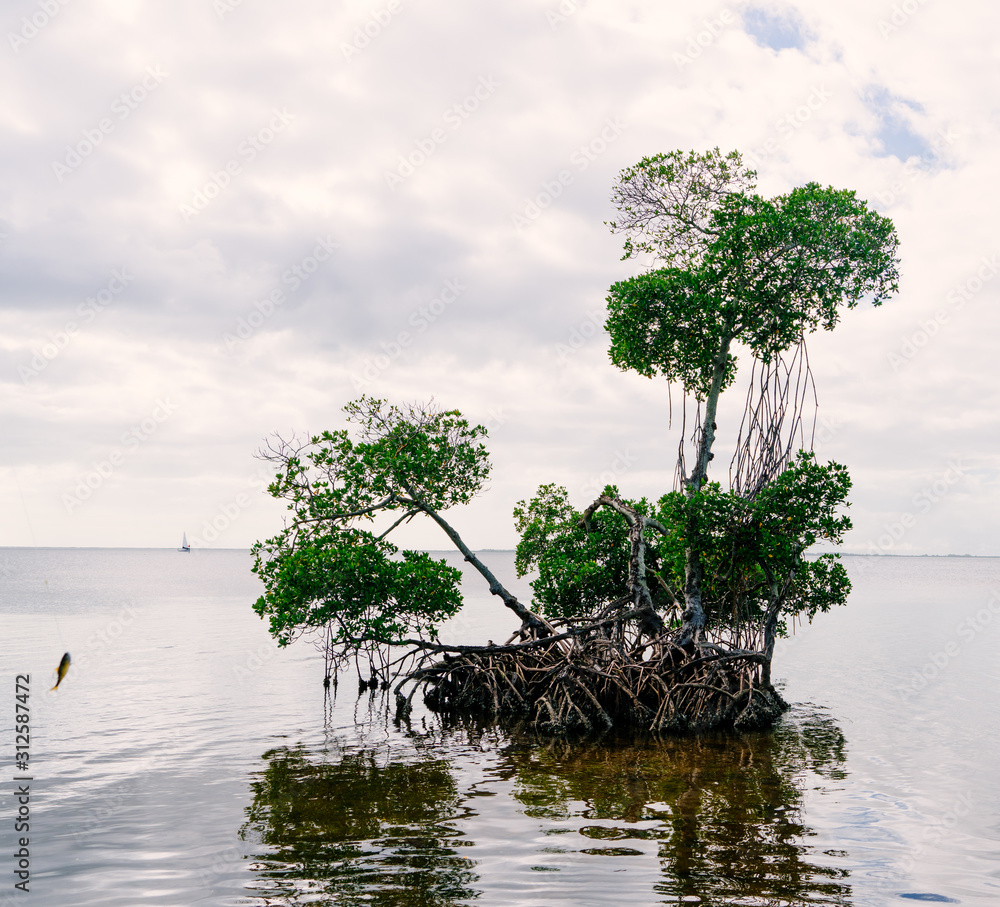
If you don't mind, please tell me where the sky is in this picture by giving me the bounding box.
[1,0,998,555]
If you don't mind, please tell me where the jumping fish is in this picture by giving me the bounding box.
[51,652,71,691]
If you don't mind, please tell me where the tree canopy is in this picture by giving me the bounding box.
[515,451,852,680]
[252,398,548,676]
[606,148,899,396]
[250,149,899,736]
[589,148,899,652]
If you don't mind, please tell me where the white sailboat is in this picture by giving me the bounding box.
[180,531,191,552]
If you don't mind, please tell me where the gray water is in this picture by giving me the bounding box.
[1,549,999,906]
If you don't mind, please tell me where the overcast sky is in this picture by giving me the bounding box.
[1,0,997,555]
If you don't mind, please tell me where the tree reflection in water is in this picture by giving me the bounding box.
[499,705,851,905]
[240,704,851,906]
[240,744,478,906]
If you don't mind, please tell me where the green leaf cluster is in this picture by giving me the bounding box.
[684,452,854,632]
[251,397,489,648]
[514,453,852,635]
[253,530,462,647]
[514,484,676,621]
[606,149,900,397]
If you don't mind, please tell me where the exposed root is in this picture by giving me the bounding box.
[401,631,787,738]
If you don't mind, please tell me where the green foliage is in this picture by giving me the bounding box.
[253,530,462,647]
[250,150,888,675]
[266,397,490,522]
[514,453,852,636]
[605,268,740,396]
[514,484,677,621]
[686,452,853,633]
[251,397,488,648]
[606,148,900,397]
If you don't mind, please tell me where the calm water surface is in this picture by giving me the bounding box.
[1,549,999,906]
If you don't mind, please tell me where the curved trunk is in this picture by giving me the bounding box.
[413,497,553,638]
[580,493,666,638]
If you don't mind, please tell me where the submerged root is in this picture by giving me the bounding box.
[405,636,788,737]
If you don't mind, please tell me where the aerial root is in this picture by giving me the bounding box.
[405,636,787,737]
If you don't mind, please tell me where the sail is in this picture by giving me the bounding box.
[181,532,190,551]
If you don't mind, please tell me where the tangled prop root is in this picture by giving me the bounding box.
[403,635,787,737]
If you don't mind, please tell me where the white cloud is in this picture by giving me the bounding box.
[1,0,998,554]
